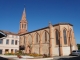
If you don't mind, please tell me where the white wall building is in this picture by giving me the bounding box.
[0,30,19,54]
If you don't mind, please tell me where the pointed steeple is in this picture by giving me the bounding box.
[21,7,26,21]
[18,7,28,35]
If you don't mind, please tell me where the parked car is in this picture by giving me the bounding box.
[70,50,80,56]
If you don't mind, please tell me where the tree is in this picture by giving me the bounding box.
[77,44,80,50]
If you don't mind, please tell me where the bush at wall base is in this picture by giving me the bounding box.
[17,54,22,58]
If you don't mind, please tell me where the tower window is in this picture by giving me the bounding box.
[22,24,23,29]
[24,24,26,28]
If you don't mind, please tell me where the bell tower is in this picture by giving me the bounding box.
[18,7,28,34]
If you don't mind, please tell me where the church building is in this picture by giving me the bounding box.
[19,8,78,57]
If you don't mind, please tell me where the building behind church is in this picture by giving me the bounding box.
[19,8,78,57]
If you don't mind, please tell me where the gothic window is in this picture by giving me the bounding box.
[69,30,72,38]
[63,29,67,44]
[36,33,38,43]
[28,35,32,45]
[24,36,25,44]
[45,32,47,42]
[69,30,72,45]
[55,30,59,45]
[20,23,21,29]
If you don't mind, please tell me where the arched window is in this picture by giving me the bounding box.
[23,24,26,29]
[25,24,26,28]
[20,23,21,29]
[55,30,59,45]
[36,33,38,43]
[45,32,47,42]
[63,29,67,44]
[69,30,72,38]
[24,36,25,44]
[28,35,32,45]
[22,24,23,29]
[69,30,72,45]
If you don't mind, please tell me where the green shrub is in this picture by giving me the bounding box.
[18,50,23,54]
[22,53,29,55]
[39,54,43,56]
[4,53,15,55]
[25,53,43,57]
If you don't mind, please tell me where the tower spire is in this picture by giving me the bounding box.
[21,7,26,21]
[18,6,28,35]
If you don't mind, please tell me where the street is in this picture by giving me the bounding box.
[53,56,80,60]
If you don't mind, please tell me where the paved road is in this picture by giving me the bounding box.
[52,56,80,60]
[0,55,80,60]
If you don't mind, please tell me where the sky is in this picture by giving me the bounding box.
[0,0,80,44]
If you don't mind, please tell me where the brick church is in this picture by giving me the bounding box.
[18,8,78,57]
